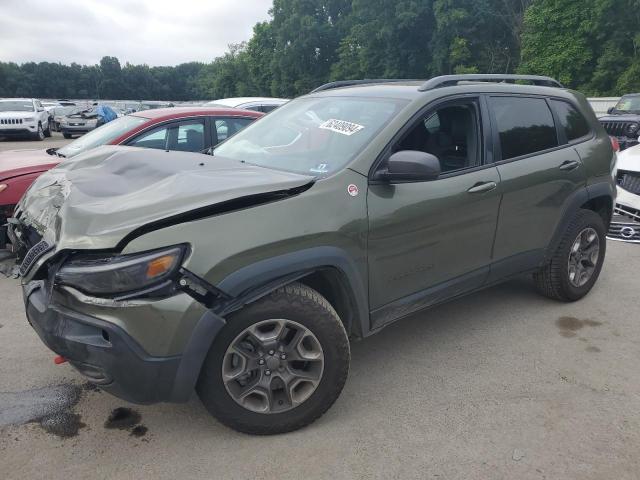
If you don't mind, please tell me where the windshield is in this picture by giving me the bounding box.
[614,96,640,113]
[56,115,147,158]
[213,96,408,175]
[0,100,34,112]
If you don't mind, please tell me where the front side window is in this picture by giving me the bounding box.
[57,115,148,158]
[490,96,558,160]
[127,120,205,152]
[214,96,408,176]
[395,102,480,173]
[550,99,590,142]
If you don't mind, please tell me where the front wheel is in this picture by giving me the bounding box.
[43,122,51,137]
[197,282,350,435]
[32,123,45,141]
[62,132,72,139]
[534,209,606,301]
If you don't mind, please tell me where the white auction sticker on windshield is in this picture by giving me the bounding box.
[319,118,365,136]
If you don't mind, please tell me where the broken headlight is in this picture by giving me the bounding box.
[56,246,186,296]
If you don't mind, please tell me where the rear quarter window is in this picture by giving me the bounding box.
[490,96,558,160]
[550,99,591,141]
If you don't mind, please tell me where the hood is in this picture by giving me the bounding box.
[0,111,36,120]
[17,145,313,252]
[0,149,60,180]
[617,144,640,173]
[599,114,640,122]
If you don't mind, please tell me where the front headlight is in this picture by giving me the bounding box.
[23,117,35,122]
[0,184,7,194]
[56,245,187,296]
[627,123,640,136]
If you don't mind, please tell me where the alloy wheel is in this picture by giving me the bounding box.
[222,319,324,414]
[567,227,600,287]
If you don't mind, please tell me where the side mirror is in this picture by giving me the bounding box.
[607,107,614,114]
[375,150,441,182]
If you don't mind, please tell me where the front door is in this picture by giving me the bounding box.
[367,98,501,329]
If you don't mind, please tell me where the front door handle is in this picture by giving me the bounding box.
[559,160,580,171]
[467,181,497,194]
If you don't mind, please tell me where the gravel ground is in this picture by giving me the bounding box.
[0,240,639,479]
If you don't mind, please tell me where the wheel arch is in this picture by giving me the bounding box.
[545,183,614,262]
[215,246,369,339]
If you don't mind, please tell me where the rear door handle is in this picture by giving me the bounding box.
[559,160,580,171]
[467,181,497,194]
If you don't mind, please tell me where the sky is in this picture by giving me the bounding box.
[0,0,271,66]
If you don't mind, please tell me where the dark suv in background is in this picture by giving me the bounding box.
[599,93,640,150]
[9,75,616,435]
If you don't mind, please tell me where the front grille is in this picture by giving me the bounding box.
[19,240,53,277]
[0,118,23,125]
[618,171,640,195]
[614,203,640,222]
[600,120,638,137]
[608,221,640,243]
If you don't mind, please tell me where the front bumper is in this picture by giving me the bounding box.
[23,280,226,404]
[60,124,95,134]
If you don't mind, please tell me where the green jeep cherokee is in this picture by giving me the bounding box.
[9,75,616,434]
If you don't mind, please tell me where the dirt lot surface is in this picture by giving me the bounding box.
[1,239,639,479]
[0,131,72,151]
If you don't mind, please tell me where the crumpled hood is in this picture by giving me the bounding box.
[17,145,313,252]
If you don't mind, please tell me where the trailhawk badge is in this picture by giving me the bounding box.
[347,184,359,197]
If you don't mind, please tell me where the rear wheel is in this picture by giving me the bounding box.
[534,209,606,301]
[197,282,350,435]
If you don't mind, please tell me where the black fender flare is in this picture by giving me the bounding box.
[545,181,614,262]
[215,246,369,336]
[169,247,369,402]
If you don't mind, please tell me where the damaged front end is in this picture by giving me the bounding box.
[13,145,314,403]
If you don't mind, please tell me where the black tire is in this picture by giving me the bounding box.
[62,132,72,139]
[44,122,51,137]
[197,282,350,435]
[32,123,45,141]
[534,209,606,301]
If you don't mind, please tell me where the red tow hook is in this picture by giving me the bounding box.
[54,355,67,365]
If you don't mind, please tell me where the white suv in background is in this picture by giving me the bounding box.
[0,98,51,140]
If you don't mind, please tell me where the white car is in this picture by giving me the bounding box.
[204,97,289,113]
[609,143,640,242]
[0,98,51,140]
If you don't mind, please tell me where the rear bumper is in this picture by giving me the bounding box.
[23,280,226,404]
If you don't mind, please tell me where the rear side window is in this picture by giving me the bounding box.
[550,99,590,141]
[490,97,558,160]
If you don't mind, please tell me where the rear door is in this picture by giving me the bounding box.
[367,97,501,328]
[488,95,588,280]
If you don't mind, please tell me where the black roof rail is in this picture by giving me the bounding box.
[311,79,424,93]
[418,74,564,91]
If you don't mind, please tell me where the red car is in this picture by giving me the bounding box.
[0,107,262,245]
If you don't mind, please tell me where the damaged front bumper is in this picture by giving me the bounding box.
[22,277,227,404]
